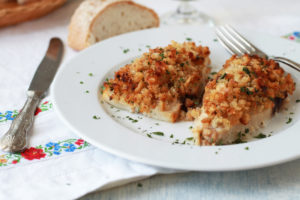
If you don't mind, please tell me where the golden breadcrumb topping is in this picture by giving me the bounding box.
[102,41,210,119]
[202,54,295,131]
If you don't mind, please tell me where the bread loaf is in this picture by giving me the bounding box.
[68,0,159,50]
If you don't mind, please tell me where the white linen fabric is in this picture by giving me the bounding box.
[0,0,299,199]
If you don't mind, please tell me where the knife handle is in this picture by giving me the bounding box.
[0,91,41,153]
[272,56,300,72]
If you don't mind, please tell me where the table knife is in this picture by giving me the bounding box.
[0,38,63,153]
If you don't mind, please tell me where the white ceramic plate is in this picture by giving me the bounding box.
[52,26,300,171]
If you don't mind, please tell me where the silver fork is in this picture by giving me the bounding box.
[215,25,300,72]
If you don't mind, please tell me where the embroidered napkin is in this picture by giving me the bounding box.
[0,0,299,199]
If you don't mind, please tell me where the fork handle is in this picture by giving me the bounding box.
[0,91,41,153]
[271,56,300,72]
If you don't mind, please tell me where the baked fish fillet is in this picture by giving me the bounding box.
[193,54,295,145]
[101,41,211,122]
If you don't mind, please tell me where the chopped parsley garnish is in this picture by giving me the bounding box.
[179,77,185,82]
[243,67,250,75]
[233,138,246,144]
[88,73,93,76]
[189,126,193,129]
[181,141,186,145]
[255,133,266,139]
[151,131,164,136]
[85,90,89,93]
[147,134,152,138]
[126,116,138,123]
[180,63,184,67]
[245,146,249,150]
[211,72,217,75]
[186,37,192,41]
[296,99,300,103]
[245,128,249,133]
[93,115,100,120]
[123,49,130,54]
[155,123,160,126]
[213,38,218,42]
[240,87,253,95]
[159,53,165,60]
[220,73,227,79]
[290,112,294,115]
[146,45,151,48]
[170,134,174,138]
[186,137,194,141]
[286,117,292,124]
[105,78,109,82]
[100,86,105,94]
[137,183,143,187]
[80,81,84,84]
[215,151,218,154]
[166,70,170,74]
[138,48,142,51]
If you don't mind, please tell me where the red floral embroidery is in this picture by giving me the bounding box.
[34,108,42,116]
[12,160,18,164]
[75,139,84,146]
[21,147,46,160]
[289,36,295,40]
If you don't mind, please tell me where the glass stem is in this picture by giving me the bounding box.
[176,1,196,16]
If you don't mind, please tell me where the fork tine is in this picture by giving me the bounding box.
[224,25,257,52]
[221,26,252,54]
[215,27,244,56]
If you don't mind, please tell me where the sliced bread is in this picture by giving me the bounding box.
[68,0,159,50]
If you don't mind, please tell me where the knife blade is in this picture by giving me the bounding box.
[0,38,63,153]
[28,38,63,94]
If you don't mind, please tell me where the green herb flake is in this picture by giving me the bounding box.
[147,134,152,138]
[286,117,292,124]
[233,138,246,144]
[180,63,184,67]
[85,90,89,93]
[88,73,93,77]
[146,45,151,48]
[211,72,217,75]
[170,134,174,138]
[151,131,164,136]
[220,73,227,79]
[186,37,192,41]
[137,183,143,187]
[93,115,100,120]
[186,137,194,141]
[296,99,300,103]
[123,49,130,54]
[243,67,251,75]
[213,38,218,42]
[290,112,294,115]
[245,128,249,133]
[80,81,84,84]
[189,126,193,129]
[215,151,218,154]
[245,146,249,150]
[179,77,185,82]
[255,133,266,139]
[155,123,159,126]
[138,48,142,51]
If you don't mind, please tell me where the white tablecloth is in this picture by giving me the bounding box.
[0,0,299,199]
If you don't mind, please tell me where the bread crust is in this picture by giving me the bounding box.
[68,0,159,50]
